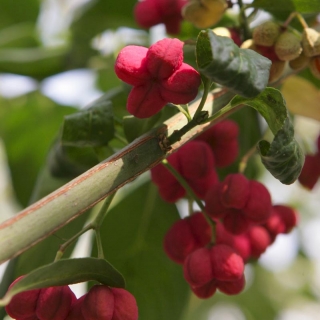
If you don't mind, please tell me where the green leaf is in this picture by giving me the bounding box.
[0,92,76,206]
[93,181,189,320]
[196,30,271,98]
[0,0,39,29]
[0,258,125,306]
[0,46,69,79]
[230,87,304,184]
[123,112,162,143]
[61,98,114,147]
[251,0,320,12]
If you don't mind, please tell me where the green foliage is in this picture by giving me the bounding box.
[0,258,125,306]
[230,88,304,184]
[0,0,39,29]
[62,99,114,147]
[251,0,320,12]
[0,93,76,206]
[196,30,271,98]
[92,182,189,320]
[123,113,162,142]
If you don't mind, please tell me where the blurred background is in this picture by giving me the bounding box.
[0,0,320,319]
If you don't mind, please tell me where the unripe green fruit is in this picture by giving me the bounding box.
[274,31,302,61]
[309,56,320,79]
[182,0,227,29]
[302,28,320,57]
[202,0,227,11]
[289,51,310,70]
[268,60,286,83]
[253,21,280,47]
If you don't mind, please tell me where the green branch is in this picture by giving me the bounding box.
[0,88,233,264]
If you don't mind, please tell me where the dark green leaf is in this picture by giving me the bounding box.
[196,30,271,98]
[251,0,320,12]
[123,113,161,143]
[230,87,304,184]
[0,258,125,306]
[92,181,189,320]
[61,98,114,147]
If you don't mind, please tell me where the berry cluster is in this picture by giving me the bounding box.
[151,120,298,300]
[182,0,228,29]
[5,277,138,320]
[134,0,187,34]
[298,133,320,190]
[242,21,320,82]
[133,0,228,33]
[205,173,272,235]
[151,120,239,202]
[114,38,201,119]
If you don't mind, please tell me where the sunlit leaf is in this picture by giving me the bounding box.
[196,30,271,98]
[251,0,320,12]
[281,76,320,121]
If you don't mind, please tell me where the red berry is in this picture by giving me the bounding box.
[151,153,184,203]
[151,141,217,202]
[36,286,76,320]
[196,120,239,167]
[298,154,320,190]
[205,183,229,219]
[222,209,251,235]
[272,205,298,233]
[163,214,208,264]
[211,244,244,282]
[217,275,246,295]
[190,280,217,299]
[243,180,272,223]
[177,141,218,198]
[5,276,41,319]
[134,0,187,34]
[247,226,271,258]
[220,174,250,209]
[65,296,86,320]
[188,212,212,247]
[163,219,192,264]
[183,247,213,287]
[255,45,280,62]
[81,285,114,320]
[216,222,251,261]
[115,38,201,118]
[111,288,138,320]
[264,208,286,240]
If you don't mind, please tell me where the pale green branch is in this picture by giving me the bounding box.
[0,88,234,265]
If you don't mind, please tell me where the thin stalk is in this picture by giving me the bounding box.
[114,132,128,146]
[92,192,117,228]
[55,192,116,261]
[283,12,309,29]
[167,79,213,145]
[54,224,92,261]
[238,0,251,40]
[193,79,212,119]
[95,229,104,259]
[202,100,243,124]
[161,160,215,231]
[238,143,258,173]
